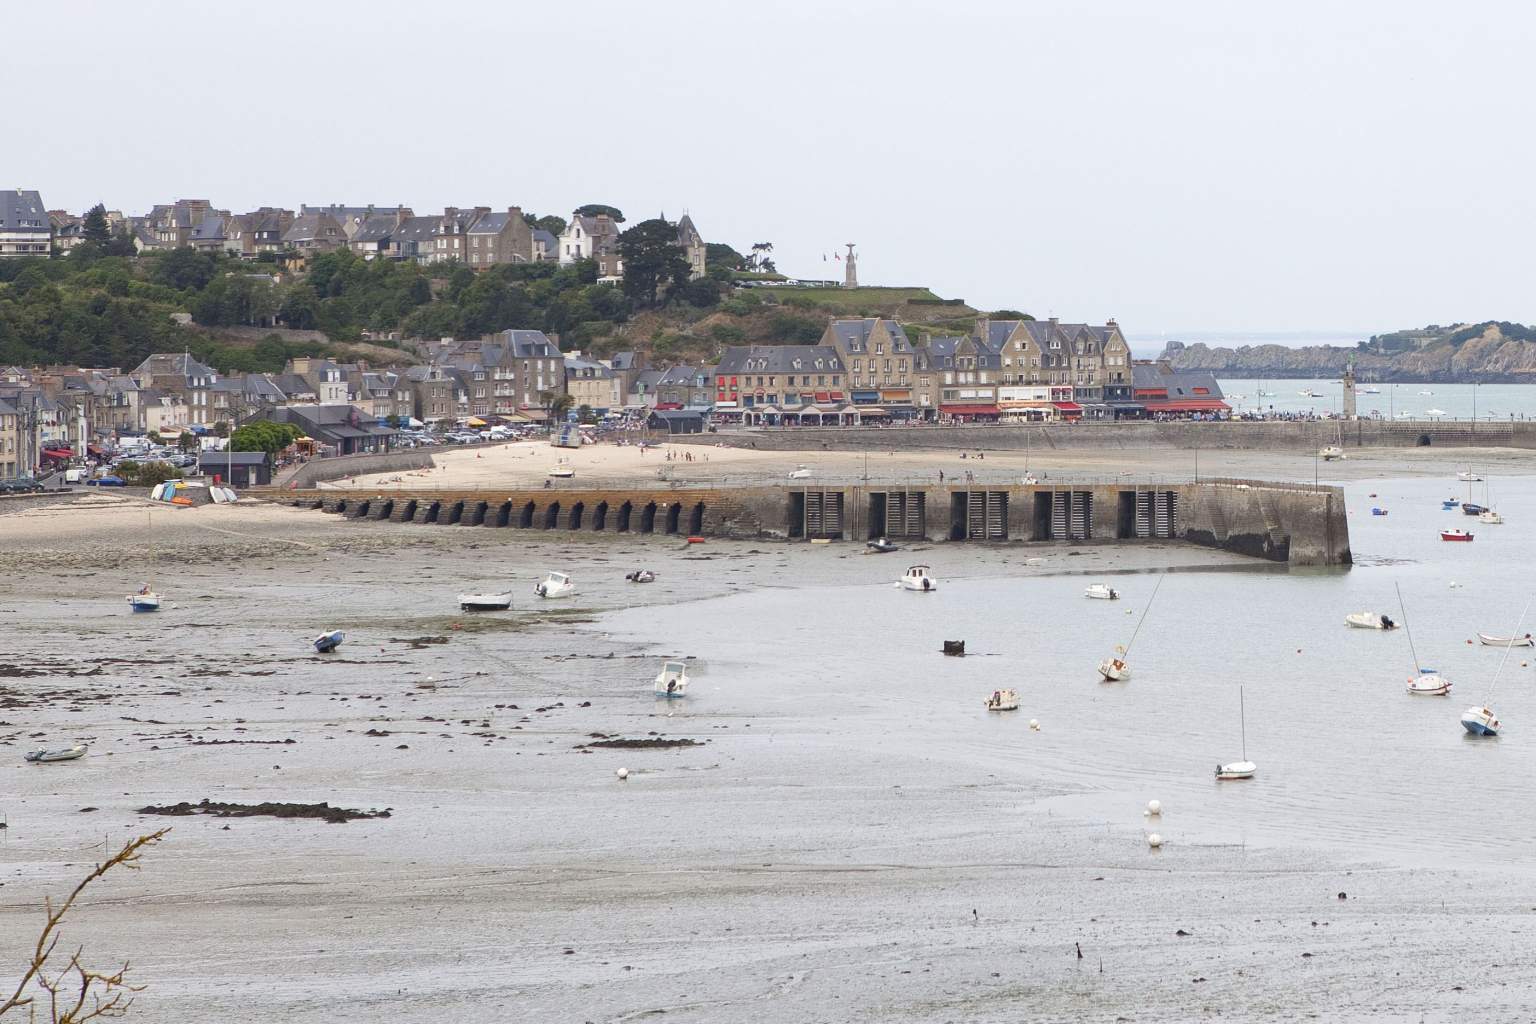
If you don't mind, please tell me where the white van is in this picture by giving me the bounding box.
[64,467,87,484]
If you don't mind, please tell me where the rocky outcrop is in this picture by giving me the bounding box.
[1160,323,1536,382]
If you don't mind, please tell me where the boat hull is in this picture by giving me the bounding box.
[128,595,161,612]
[985,689,1020,711]
[1216,760,1256,780]
[1440,532,1474,542]
[1406,674,1451,695]
[1461,708,1500,735]
[459,595,513,611]
[1097,659,1129,681]
[1478,634,1533,647]
[313,631,344,653]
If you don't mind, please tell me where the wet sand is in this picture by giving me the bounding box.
[1,500,1534,1021]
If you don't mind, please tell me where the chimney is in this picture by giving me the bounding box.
[1048,317,1059,326]
[1106,318,1117,327]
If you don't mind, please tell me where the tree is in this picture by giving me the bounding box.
[576,403,595,424]
[149,248,215,291]
[212,421,230,438]
[705,242,747,273]
[177,431,197,453]
[386,414,401,428]
[145,431,162,445]
[0,830,167,1023]
[680,276,721,308]
[116,460,184,486]
[278,284,320,330]
[618,219,691,308]
[990,309,1032,320]
[82,204,112,245]
[230,419,301,457]
[549,392,574,419]
[574,204,624,223]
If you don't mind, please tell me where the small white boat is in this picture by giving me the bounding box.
[1407,671,1451,695]
[313,629,344,653]
[548,459,575,478]
[1299,388,1320,397]
[25,744,87,763]
[866,538,899,554]
[1479,510,1503,525]
[654,659,689,698]
[896,565,937,592]
[984,688,1020,711]
[1084,583,1119,601]
[458,592,512,611]
[1319,445,1343,461]
[1477,633,1534,647]
[1215,687,1256,780]
[535,571,574,598]
[1361,386,1381,394]
[787,464,813,480]
[625,569,657,583]
[1425,408,1447,417]
[1419,390,1435,396]
[1461,705,1500,736]
[1457,471,1483,482]
[1345,611,1396,630]
[1097,655,1130,681]
[1098,575,1163,681]
[128,589,162,612]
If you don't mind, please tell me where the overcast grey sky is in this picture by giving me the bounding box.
[13,1,1534,338]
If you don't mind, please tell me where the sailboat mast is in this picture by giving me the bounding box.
[1486,599,1533,704]
[1239,686,1247,761]
[1121,574,1165,658]
[1395,583,1420,674]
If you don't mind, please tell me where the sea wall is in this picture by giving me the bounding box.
[283,450,436,489]
[678,420,1536,452]
[274,478,1349,567]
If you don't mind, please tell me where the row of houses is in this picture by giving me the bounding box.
[11,189,708,276]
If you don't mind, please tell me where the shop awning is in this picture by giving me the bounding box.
[42,447,74,459]
[941,404,1000,416]
[1144,399,1230,413]
[1053,402,1083,412]
[855,406,888,416]
[851,390,880,403]
[829,391,845,401]
[654,402,683,410]
[466,417,486,427]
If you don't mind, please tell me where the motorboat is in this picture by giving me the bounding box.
[1477,633,1534,647]
[1461,503,1486,517]
[985,688,1020,711]
[1319,445,1343,461]
[1458,471,1483,483]
[548,459,575,478]
[1299,388,1320,398]
[1461,705,1500,736]
[1425,408,1447,417]
[866,537,899,554]
[1479,510,1504,525]
[625,570,657,583]
[1419,390,1435,396]
[25,744,87,764]
[1371,507,1388,516]
[1406,671,1451,696]
[127,588,162,613]
[1345,611,1396,630]
[313,629,344,653]
[535,571,574,598]
[654,659,689,698]
[458,592,512,611]
[1215,687,1256,780]
[787,464,813,480]
[1084,583,1119,600]
[1440,529,1474,542]
[1442,498,1460,509]
[1361,386,1381,394]
[896,565,937,592]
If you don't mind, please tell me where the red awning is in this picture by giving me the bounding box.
[829,391,844,400]
[654,402,683,410]
[1144,399,1230,413]
[941,404,1000,416]
[42,447,74,459]
[1052,402,1083,412]
[814,391,831,402]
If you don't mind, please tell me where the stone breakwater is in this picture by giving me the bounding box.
[273,478,1351,567]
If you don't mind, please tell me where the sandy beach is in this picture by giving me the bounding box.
[2,494,1535,1022]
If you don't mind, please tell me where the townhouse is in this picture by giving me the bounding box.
[821,319,920,421]
[0,189,52,257]
[713,345,852,425]
[564,356,622,415]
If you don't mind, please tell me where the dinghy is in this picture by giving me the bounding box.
[1319,445,1343,461]
[625,570,657,583]
[535,571,574,598]
[1098,575,1163,681]
[896,565,937,592]
[1215,687,1256,780]
[1442,498,1460,509]
[984,689,1020,711]
[1371,507,1388,516]
[1477,633,1534,647]
[25,744,87,763]
[866,537,899,554]
[1457,471,1483,482]
[1460,601,1529,736]
[313,629,344,653]
[547,459,575,478]
[654,660,689,698]
[458,592,512,611]
[1084,583,1119,600]
[1345,611,1396,630]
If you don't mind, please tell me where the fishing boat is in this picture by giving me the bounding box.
[866,537,899,554]
[313,629,344,653]
[1396,586,1450,695]
[1345,611,1396,630]
[896,565,937,592]
[534,571,574,598]
[1460,601,1529,735]
[1477,633,1534,647]
[654,659,689,698]
[1461,503,1486,517]
[1084,583,1119,600]
[1457,471,1483,483]
[547,459,575,478]
[1098,576,1163,681]
[1215,687,1256,780]
[24,744,87,764]
[625,569,657,583]
[1479,509,1504,525]
[1319,445,1343,461]
[1442,497,1460,509]
[458,592,512,611]
[1440,529,1474,542]
[984,688,1020,711]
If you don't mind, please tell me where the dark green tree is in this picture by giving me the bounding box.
[82,205,112,244]
[230,420,301,457]
[150,248,216,291]
[574,204,624,223]
[618,219,691,308]
[278,284,320,330]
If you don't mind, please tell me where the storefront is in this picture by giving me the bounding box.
[940,403,1001,422]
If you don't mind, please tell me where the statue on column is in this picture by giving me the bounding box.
[844,243,858,288]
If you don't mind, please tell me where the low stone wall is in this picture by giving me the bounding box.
[283,450,436,488]
[677,420,1536,453]
[274,478,1350,566]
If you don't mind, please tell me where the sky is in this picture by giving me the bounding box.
[12,0,1536,341]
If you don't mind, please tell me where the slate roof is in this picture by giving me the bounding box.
[0,190,49,232]
[1130,363,1225,399]
[351,215,398,244]
[191,216,226,242]
[467,211,512,235]
[494,330,560,358]
[715,346,845,375]
[826,319,912,355]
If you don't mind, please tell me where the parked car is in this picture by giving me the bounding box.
[0,476,44,494]
[87,475,126,487]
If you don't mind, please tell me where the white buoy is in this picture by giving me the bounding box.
[1147,833,1163,849]
[616,767,629,780]
[1145,799,1162,816]
[1450,581,1459,589]
[1028,719,1040,731]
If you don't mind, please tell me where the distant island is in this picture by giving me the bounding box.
[1159,322,1536,383]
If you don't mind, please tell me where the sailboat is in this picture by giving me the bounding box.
[1461,600,1529,736]
[1398,584,1451,695]
[1097,575,1163,681]
[1478,479,1503,524]
[1215,687,1256,780]
[127,513,162,612]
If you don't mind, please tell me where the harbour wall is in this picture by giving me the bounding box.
[283,450,436,488]
[272,479,1350,567]
[679,420,1536,452]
